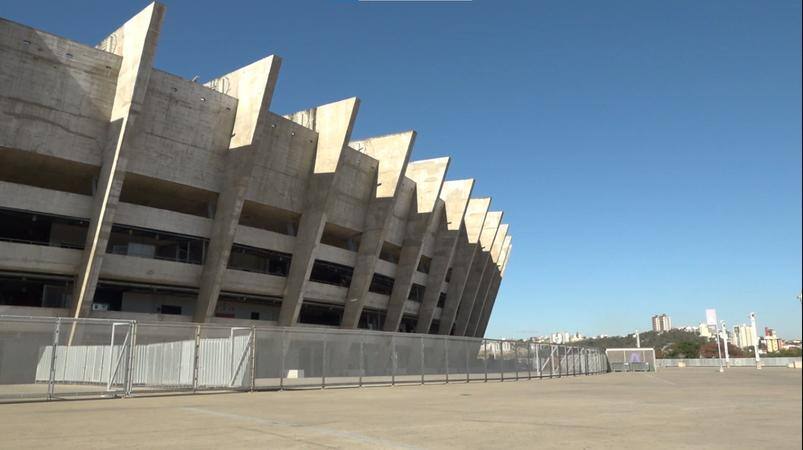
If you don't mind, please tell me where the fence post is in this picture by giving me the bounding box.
[279,329,286,391]
[527,343,532,380]
[514,342,519,381]
[444,336,449,384]
[47,318,61,400]
[192,325,201,392]
[535,344,541,378]
[501,341,505,382]
[359,333,364,388]
[465,338,470,383]
[483,340,488,383]
[321,334,327,389]
[250,326,256,392]
[391,334,396,387]
[420,336,425,385]
[585,349,589,376]
[125,322,137,397]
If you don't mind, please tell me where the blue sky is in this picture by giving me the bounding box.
[4,0,800,338]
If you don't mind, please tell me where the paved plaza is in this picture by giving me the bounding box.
[0,368,800,449]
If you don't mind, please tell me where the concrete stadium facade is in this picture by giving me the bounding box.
[0,3,512,337]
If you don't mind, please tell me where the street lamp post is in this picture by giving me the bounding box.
[749,312,760,369]
[714,322,724,373]
[721,321,730,367]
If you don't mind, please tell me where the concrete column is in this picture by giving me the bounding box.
[476,238,512,337]
[383,158,450,332]
[277,98,360,326]
[438,198,490,335]
[71,3,165,318]
[415,179,474,333]
[340,132,416,329]
[466,223,508,336]
[453,211,502,336]
[194,56,282,322]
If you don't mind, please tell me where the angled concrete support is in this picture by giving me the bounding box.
[466,223,508,336]
[277,98,360,326]
[194,56,282,322]
[383,158,450,332]
[340,132,416,328]
[71,3,164,318]
[453,210,502,336]
[438,198,490,335]
[415,179,474,333]
[476,236,511,337]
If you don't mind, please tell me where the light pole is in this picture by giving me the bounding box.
[714,321,724,373]
[635,330,640,348]
[721,321,730,367]
[749,312,760,369]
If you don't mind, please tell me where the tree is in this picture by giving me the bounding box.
[665,340,702,359]
[700,341,744,358]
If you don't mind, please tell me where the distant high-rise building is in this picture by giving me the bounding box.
[698,323,712,338]
[733,324,756,349]
[651,314,672,332]
[763,327,781,353]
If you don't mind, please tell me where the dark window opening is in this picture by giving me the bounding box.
[0,274,73,308]
[379,242,401,264]
[319,223,360,251]
[159,305,182,315]
[107,224,207,265]
[358,309,386,330]
[0,147,98,196]
[0,207,87,249]
[437,292,447,308]
[428,320,440,335]
[239,201,300,236]
[445,267,453,283]
[417,255,431,274]
[298,302,343,326]
[217,293,281,321]
[93,281,197,315]
[120,173,218,218]
[399,315,417,333]
[228,244,291,276]
[309,260,353,287]
[407,284,426,303]
[369,273,395,296]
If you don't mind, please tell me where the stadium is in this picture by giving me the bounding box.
[0,3,512,337]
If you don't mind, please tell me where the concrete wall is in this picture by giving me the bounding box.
[657,358,802,368]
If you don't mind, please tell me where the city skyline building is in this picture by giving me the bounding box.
[651,314,672,332]
[733,324,756,349]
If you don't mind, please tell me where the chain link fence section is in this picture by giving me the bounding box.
[0,315,609,401]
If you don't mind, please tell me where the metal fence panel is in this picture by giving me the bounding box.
[423,335,448,383]
[1,315,610,402]
[323,331,362,387]
[131,323,197,392]
[485,339,503,381]
[283,329,324,389]
[50,319,132,398]
[362,333,393,385]
[0,317,61,400]
[254,328,284,390]
[394,334,423,384]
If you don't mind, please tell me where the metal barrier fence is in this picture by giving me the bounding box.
[0,316,608,401]
[657,358,803,368]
